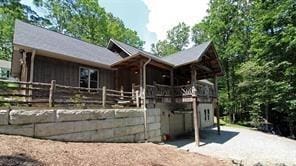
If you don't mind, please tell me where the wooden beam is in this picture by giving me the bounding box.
[20,51,28,82]
[197,64,212,72]
[139,60,143,106]
[170,69,175,103]
[29,50,36,82]
[28,50,36,102]
[192,88,200,146]
[191,64,200,146]
[214,75,220,135]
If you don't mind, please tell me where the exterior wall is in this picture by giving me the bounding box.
[157,103,193,138]
[33,55,115,89]
[157,102,214,138]
[198,103,214,128]
[0,108,161,143]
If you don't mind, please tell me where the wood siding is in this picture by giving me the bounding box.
[33,55,115,89]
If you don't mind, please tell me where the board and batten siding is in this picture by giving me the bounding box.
[33,55,115,89]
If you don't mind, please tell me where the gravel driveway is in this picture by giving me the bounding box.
[166,126,296,166]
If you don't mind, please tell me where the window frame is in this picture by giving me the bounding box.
[79,67,99,89]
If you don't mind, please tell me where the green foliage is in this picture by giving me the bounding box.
[198,0,296,133]
[39,0,144,48]
[0,0,144,61]
[0,0,49,60]
[151,22,190,56]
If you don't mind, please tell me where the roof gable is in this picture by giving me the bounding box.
[13,20,122,66]
[161,41,211,67]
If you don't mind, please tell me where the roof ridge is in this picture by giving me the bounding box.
[162,41,212,59]
[110,38,157,56]
[15,19,110,50]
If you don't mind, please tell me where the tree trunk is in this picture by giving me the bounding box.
[264,103,269,123]
[289,121,295,138]
[232,113,236,123]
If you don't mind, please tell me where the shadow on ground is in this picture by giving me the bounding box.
[200,129,239,145]
[0,153,43,166]
[165,128,240,148]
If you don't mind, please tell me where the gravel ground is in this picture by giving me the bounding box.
[0,134,229,166]
[166,126,296,166]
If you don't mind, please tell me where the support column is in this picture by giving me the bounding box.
[214,75,220,135]
[170,69,174,103]
[192,90,200,146]
[20,51,28,82]
[28,50,36,102]
[139,61,143,107]
[191,64,200,146]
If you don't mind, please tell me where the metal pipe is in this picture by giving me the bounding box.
[143,58,151,141]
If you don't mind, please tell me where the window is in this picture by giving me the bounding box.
[79,67,98,88]
[204,109,210,121]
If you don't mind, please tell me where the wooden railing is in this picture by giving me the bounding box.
[0,79,140,108]
[144,82,216,103]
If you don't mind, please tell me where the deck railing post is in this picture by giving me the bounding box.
[120,85,124,100]
[49,80,56,107]
[136,90,140,108]
[132,83,135,100]
[102,86,106,108]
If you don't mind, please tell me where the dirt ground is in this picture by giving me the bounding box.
[0,134,229,166]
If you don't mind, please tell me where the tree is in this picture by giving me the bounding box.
[36,0,144,48]
[0,0,49,60]
[151,22,190,56]
[191,22,209,45]
[249,0,296,136]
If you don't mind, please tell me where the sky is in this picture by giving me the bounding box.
[21,0,209,51]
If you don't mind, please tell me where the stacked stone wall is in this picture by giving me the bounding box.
[0,108,161,143]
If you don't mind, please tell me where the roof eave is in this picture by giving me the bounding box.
[14,43,115,70]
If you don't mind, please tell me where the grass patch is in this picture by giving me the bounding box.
[219,118,251,129]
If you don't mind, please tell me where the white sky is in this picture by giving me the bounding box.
[143,0,209,42]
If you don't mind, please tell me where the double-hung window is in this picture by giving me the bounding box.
[79,67,98,89]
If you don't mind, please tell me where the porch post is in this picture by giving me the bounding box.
[170,69,175,103]
[214,75,221,135]
[139,61,143,107]
[28,50,36,102]
[21,51,28,82]
[191,64,200,146]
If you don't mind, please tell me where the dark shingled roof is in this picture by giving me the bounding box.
[109,39,213,67]
[109,39,174,66]
[161,41,212,67]
[13,20,122,66]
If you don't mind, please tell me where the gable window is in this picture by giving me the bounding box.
[79,67,98,89]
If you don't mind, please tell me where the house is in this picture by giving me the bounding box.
[11,20,223,141]
[0,60,11,79]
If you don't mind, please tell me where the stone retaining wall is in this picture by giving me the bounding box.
[0,108,161,143]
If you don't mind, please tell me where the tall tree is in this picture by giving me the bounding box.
[36,0,144,48]
[151,22,190,56]
[0,0,49,60]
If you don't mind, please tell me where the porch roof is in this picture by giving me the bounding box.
[111,52,173,70]
[111,41,224,77]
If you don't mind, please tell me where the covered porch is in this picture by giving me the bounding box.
[111,44,223,146]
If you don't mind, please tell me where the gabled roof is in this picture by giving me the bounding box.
[12,20,222,76]
[161,41,212,67]
[109,38,175,67]
[13,20,122,66]
[108,39,141,56]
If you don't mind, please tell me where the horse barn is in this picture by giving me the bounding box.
[0,20,223,145]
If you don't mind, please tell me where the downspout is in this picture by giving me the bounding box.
[143,58,151,141]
